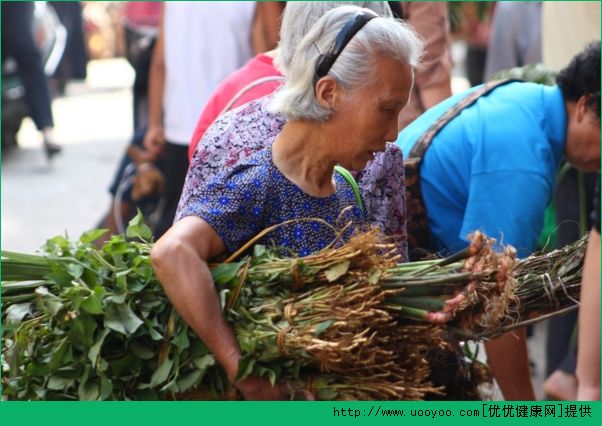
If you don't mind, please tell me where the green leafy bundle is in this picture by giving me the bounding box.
[2,216,226,400]
[2,216,586,400]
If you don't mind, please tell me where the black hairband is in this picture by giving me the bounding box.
[314,12,377,85]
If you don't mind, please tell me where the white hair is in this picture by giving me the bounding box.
[270,5,423,122]
[274,2,393,74]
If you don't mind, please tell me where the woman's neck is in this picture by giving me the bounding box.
[272,121,338,197]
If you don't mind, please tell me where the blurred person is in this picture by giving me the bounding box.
[576,176,601,401]
[251,1,285,54]
[484,1,542,80]
[394,2,453,129]
[49,1,88,93]
[396,42,601,399]
[453,2,495,86]
[143,2,256,238]
[543,166,597,401]
[1,1,61,159]
[540,3,600,400]
[152,6,429,400]
[122,1,162,130]
[187,2,287,159]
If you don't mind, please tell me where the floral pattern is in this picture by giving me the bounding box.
[177,95,408,261]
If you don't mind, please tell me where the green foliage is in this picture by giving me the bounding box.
[1,213,222,400]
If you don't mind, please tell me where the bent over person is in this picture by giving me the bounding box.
[397,42,601,399]
[152,6,424,400]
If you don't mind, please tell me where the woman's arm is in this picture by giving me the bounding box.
[151,216,288,399]
[576,229,601,400]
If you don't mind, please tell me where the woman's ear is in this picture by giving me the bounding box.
[575,95,589,123]
[314,76,339,110]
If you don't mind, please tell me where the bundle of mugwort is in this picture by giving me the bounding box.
[1,214,585,400]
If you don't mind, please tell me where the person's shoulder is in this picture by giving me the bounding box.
[214,148,274,186]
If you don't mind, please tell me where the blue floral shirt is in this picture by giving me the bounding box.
[176,148,365,256]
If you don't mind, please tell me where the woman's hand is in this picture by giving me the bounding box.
[235,377,290,400]
[235,377,314,401]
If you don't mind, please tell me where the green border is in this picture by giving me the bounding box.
[0,401,600,425]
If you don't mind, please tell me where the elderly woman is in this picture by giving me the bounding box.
[151,6,422,400]
[182,1,411,260]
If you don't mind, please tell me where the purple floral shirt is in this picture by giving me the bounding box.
[177,95,408,261]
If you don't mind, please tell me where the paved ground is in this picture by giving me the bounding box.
[2,59,133,253]
[1,58,549,400]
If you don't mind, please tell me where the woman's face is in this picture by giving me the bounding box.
[328,56,413,171]
[565,98,601,173]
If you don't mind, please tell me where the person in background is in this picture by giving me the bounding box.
[122,1,162,130]
[484,1,542,80]
[453,2,494,86]
[1,1,61,159]
[152,6,429,400]
[48,1,88,94]
[540,2,601,400]
[396,42,600,400]
[142,2,256,238]
[251,1,285,54]
[394,2,453,130]
[187,4,286,159]
[576,176,601,401]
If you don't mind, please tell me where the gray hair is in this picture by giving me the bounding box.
[270,5,423,122]
[274,2,393,74]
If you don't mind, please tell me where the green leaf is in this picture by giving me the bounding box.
[80,286,105,315]
[47,376,75,391]
[49,338,69,370]
[149,358,174,388]
[109,293,127,304]
[88,329,110,367]
[129,341,155,360]
[316,384,338,400]
[43,235,70,255]
[234,355,255,382]
[367,269,383,285]
[35,287,64,315]
[324,261,350,282]
[253,245,266,257]
[314,319,334,337]
[173,328,190,351]
[176,370,203,392]
[100,376,113,400]
[126,211,153,241]
[211,261,245,286]
[79,229,109,244]
[79,381,100,401]
[66,263,84,279]
[104,303,143,336]
[5,302,32,323]
[68,314,97,349]
[193,354,215,371]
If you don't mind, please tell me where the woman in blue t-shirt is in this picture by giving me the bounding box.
[150,6,422,400]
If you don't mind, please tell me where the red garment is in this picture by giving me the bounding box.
[123,2,162,28]
[188,53,283,160]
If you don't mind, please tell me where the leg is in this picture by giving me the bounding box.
[485,328,536,400]
[1,2,60,158]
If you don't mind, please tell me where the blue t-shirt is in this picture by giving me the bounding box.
[177,148,365,257]
[396,82,566,258]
